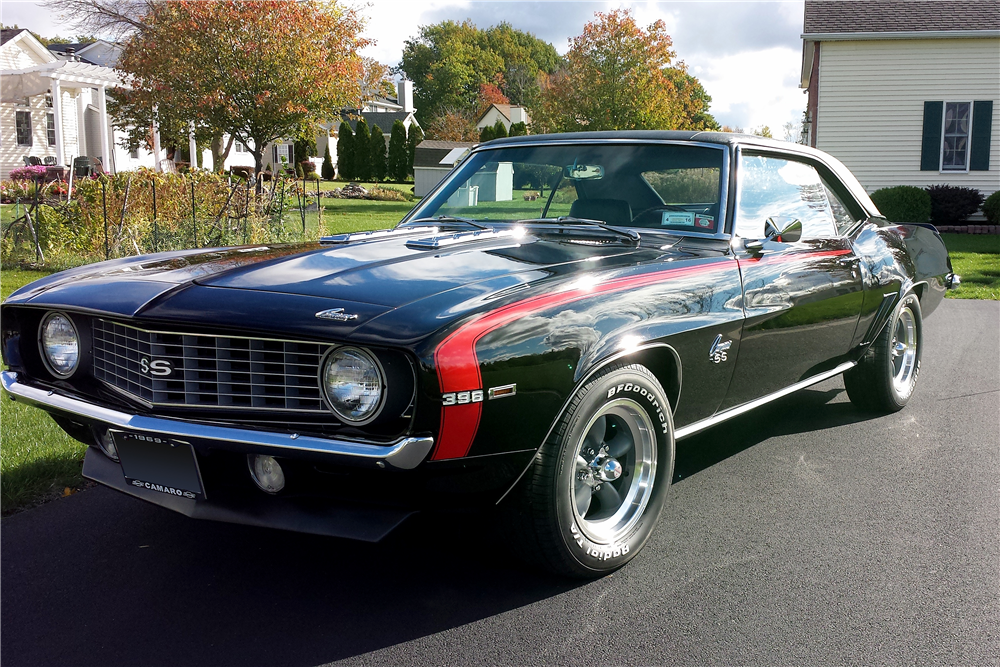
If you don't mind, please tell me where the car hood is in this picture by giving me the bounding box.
[7,231,649,315]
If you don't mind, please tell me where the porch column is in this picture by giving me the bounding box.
[50,78,65,166]
[188,122,198,170]
[98,85,111,172]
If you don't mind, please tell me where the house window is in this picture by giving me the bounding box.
[941,102,971,171]
[46,112,56,146]
[234,141,247,153]
[16,110,32,146]
[130,148,139,159]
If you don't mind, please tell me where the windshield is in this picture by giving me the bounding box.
[407,143,726,235]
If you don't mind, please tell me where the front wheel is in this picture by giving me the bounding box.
[844,292,923,412]
[506,363,674,578]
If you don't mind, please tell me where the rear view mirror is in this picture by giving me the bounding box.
[564,163,604,180]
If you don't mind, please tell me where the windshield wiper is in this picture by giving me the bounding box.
[518,216,640,244]
[404,216,491,231]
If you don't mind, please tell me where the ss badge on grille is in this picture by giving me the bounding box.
[140,357,173,376]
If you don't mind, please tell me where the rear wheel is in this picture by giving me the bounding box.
[844,293,922,413]
[507,363,674,578]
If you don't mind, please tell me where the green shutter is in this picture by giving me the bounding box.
[920,101,943,171]
[970,100,993,171]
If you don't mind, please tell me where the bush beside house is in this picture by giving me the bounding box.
[870,186,932,223]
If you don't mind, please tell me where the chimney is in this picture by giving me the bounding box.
[397,79,414,113]
[65,47,76,61]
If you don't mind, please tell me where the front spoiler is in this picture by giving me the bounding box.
[1,371,433,470]
[82,449,413,541]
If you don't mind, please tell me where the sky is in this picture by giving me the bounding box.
[0,0,808,134]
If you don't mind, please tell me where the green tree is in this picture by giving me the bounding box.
[534,9,716,133]
[401,20,561,122]
[387,120,408,182]
[353,118,371,182]
[509,121,528,136]
[492,119,508,139]
[479,124,496,143]
[751,125,773,138]
[321,142,335,180]
[337,121,354,180]
[370,125,387,183]
[406,123,424,176]
[110,0,378,189]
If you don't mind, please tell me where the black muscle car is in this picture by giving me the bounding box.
[1,131,956,577]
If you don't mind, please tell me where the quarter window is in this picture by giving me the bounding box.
[942,102,971,171]
[15,110,32,146]
[735,154,837,240]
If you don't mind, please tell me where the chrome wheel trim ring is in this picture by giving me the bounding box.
[891,304,918,397]
[570,398,657,544]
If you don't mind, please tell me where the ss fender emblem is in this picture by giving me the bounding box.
[140,357,173,376]
[442,390,484,405]
[709,334,732,364]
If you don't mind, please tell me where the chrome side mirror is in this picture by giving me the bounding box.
[744,217,803,251]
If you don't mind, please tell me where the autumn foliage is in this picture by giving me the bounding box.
[533,9,717,133]
[112,0,378,183]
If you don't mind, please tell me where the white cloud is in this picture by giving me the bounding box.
[693,46,806,131]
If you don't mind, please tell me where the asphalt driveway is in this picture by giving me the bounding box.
[2,299,998,667]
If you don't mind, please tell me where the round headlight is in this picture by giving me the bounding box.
[39,312,80,377]
[321,346,384,424]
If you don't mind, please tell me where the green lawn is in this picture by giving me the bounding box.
[941,234,1000,300]
[2,268,88,514]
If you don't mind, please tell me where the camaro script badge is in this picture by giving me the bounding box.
[315,308,359,322]
[709,334,732,364]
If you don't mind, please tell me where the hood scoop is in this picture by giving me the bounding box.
[405,228,524,250]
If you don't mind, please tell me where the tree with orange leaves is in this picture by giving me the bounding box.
[111,0,379,187]
[533,9,717,133]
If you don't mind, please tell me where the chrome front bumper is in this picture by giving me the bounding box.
[1,371,434,470]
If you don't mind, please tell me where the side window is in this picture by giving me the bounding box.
[822,180,859,235]
[735,154,837,240]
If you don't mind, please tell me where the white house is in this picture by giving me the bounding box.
[476,104,530,133]
[800,0,1000,201]
[0,28,157,179]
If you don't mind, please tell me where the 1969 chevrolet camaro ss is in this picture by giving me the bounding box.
[1,131,955,577]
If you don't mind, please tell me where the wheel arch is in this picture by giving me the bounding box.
[495,341,682,506]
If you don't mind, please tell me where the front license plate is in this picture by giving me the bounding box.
[113,432,205,500]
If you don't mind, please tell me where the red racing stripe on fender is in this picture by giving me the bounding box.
[431,261,732,460]
[740,248,853,265]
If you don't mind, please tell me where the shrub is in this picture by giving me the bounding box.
[304,172,320,182]
[353,119,371,182]
[406,124,423,177]
[321,144,335,180]
[387,120,408,182]
[479,124,495,143]
[869,185,932,223]
[927,184,984,224]
[368,186,408,202]
[981,190,1000,225]
[492,119,508,139]
[337,121,354,181]
[9,165,49,181]
[300,160,316,175]
[509,121,528,137]
[370,125,387,183]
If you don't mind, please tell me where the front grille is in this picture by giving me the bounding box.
[91,319,331,412]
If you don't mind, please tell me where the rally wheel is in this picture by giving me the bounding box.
[508,362,674,578]
[844,292,922,413]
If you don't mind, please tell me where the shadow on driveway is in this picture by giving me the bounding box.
[2,381,876,667]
